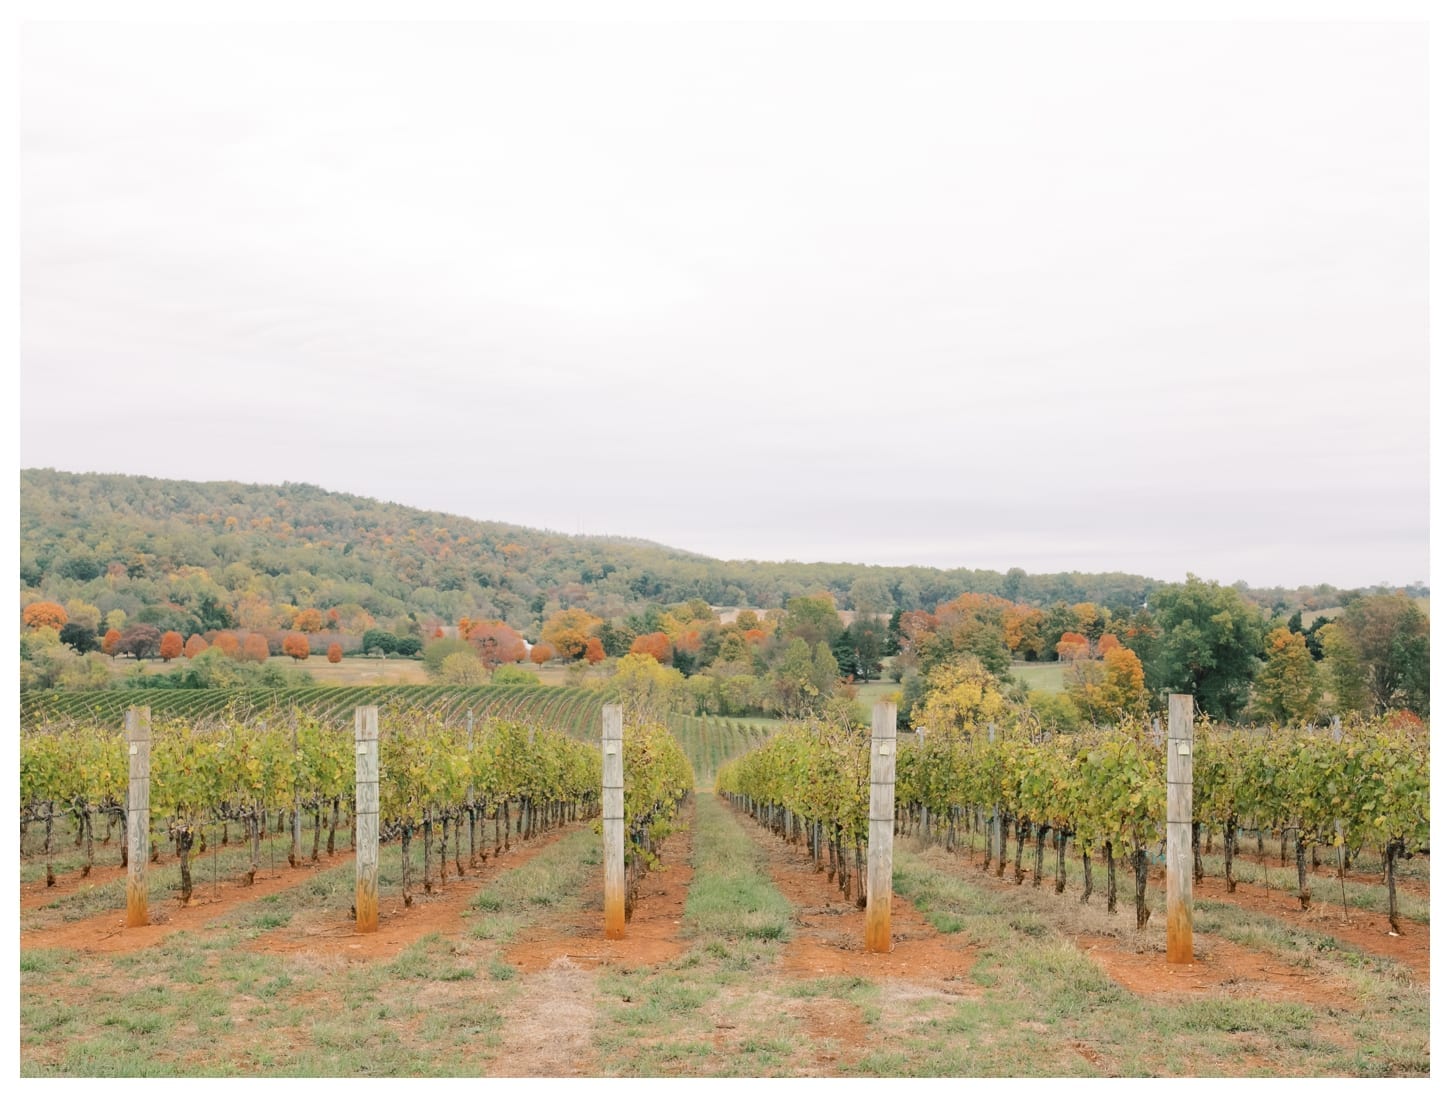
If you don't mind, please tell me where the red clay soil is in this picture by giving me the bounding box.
[253,823,584,963]
[729,801,977,990]
[20,848,355,954]
[1076,932,1358,1009]
[20,862,128,911]
[1169,870,1429,983]
[506,800,696,974]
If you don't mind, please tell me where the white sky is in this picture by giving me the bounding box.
[18,16,1431,589]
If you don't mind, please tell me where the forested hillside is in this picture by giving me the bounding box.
[20,468,1422,645]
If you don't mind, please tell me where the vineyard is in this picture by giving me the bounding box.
[719,713,1430,934]
[17,700,1431,1077]
[19,684,620,739]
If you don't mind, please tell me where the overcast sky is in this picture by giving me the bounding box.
[19,19,1429,589]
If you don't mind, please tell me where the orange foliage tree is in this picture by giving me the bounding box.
[213,631,241,659]
[327,642,343,663]
[293,608,325,633]
[540,609,603,661]
[630,632,673,664]
[22,601,68,631]
[529,642,555,668]
[159,631,184,662]
[242,634,270,663]
[1056,632,1092,661]
[282,633,310,661]
[101,628,122,657]
[1096,633,1122,657]
[183,634,208,659]
[583,637,606,665]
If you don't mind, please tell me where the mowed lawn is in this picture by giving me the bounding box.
[1009,661,1067,694]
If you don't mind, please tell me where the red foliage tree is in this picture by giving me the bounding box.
[159,631,184,661]
[529,642,554,667]
[583,637,606,665]
[1095,633,1122,657]
[213,631,241,659]
[630,632,673,664]
[282,633,310,661]
[469,621,527,671]
[22,601,68,631]
[327,642,344,664]
[102,628,122,658]
[183,634,208,659]
[241,633,270,663]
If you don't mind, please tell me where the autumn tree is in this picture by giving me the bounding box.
[1249,627,1321,724]
[529,642,554,667]
[183,633,208,659]
[118,624,161,660]
[213,631,241,659]
[293,608,325,633]
[242,633,271,663]
[467,620,527,671]
[583,636,606,665]
[1067,646,1149,724]
[540,608,603,661]
[22,601,68,631]
[101,628,122,658]
[282,633,310,661]
[159,630,184,661]
[1055,632,1092,662]
[913,656,1009,733]
[327,642,343,663]
[630,632,673,664]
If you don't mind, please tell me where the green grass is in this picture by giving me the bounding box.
[1009,661,1066,694]
[683,794,793,941]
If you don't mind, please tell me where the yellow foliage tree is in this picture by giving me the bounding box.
[916,656,1008,734]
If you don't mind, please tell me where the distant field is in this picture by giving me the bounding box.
[1009,661,1067,694]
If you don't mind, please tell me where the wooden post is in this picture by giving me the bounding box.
[866,701,897,953]
[1166,695,1194,963]
[125,707,151,928]
[602,703,625,939]
[355,706,380,933]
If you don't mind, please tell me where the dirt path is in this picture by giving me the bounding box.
[20,847,355,954]
[253,822,585,963]
[487,801,698,1076]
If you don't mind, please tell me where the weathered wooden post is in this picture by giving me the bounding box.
[603,703,625,940]
[1166,694,1194,963]
[866,701,897,953]
[355,706,380,933]
[466,708,477,867]
[125,707,151,928]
